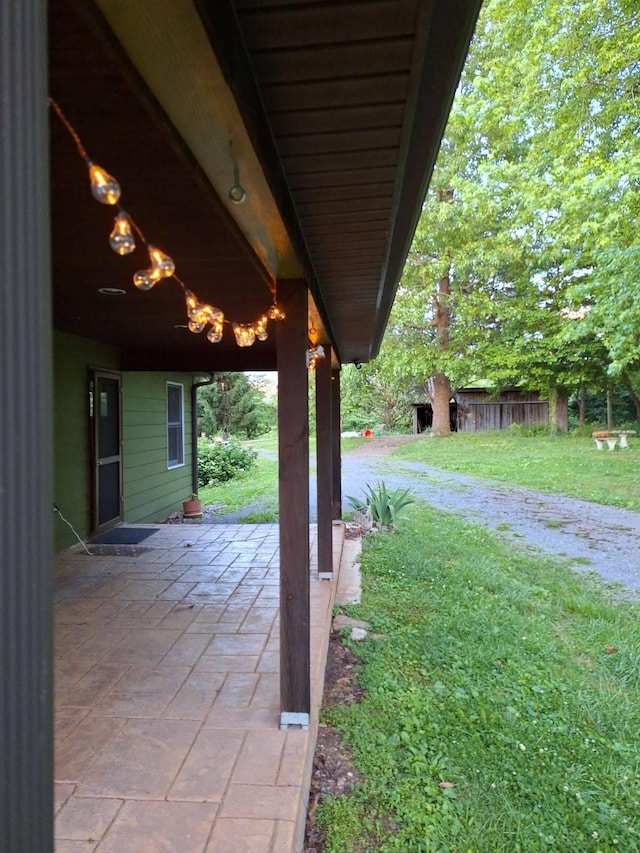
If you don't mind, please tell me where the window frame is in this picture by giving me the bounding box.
[166,382,185,469]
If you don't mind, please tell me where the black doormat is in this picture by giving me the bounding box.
[90,527,158,545]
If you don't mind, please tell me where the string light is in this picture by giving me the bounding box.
[48,97,286,347]
[148,245,175,277]
[133,267,163,291]
[233,323,257,348]
[307,344,326,371]
[268,304,286,322]
[88,163,121,205]
[109,211,136,255]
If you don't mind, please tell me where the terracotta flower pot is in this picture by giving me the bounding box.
[182,499,202,518]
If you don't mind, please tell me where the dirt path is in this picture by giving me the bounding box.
[342,436,640,597]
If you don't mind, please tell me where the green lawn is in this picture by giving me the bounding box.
[394,431,640,511]
[198,456,279,520]
[319,505,640,852]
[202,434,363,522]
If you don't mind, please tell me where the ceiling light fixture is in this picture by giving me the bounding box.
[98,287,126,296]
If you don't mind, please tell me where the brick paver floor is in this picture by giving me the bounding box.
[53,522,343,852]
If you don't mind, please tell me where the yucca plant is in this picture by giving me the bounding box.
[346,481,415,528]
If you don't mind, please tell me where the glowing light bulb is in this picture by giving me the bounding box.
[133,267,162,291]
[268,303,286,321]
[198,303,219,324]
[184,290,199,318]
[148,245,175,278]
[88,162,121,205]
[207,323,224,344]
[255,316,268,342]
[188,319,205,333]
[109,212,135,255]
[233,323,256,347]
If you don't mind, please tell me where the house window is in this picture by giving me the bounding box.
[167,382,185,468]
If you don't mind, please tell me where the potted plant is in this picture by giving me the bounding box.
[182,493,203,518]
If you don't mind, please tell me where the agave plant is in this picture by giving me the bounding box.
[346,481,415,528]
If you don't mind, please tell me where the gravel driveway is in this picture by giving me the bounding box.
[338,436,640,597]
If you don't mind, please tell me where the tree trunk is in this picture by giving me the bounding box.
[548,387,568,433]
[578,385,586,428]
[548,385,558,434]
[621,373,640,420]
[431,372,452,436]
[556,396,568,433]
[429,270,452,437]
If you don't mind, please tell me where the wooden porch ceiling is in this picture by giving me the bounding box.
[48,0,481,372]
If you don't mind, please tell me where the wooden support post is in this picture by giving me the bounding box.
[315,347,333,578]
[331,369,342,520]
[276,280,310,729]
[1,2,54,849]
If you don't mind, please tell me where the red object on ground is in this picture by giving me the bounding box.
[363,429,372,437]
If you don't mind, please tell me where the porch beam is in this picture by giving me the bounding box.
[276,279,311,728]
[331,369,343,520]
[315,347,333,579]
[0,1,54,850]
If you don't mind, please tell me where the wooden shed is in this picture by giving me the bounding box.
[454,388,549,433]
[412,388,550,433]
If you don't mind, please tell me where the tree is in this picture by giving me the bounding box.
[197,373,275,438]
[385,0,639,427]
[340,358,411,434]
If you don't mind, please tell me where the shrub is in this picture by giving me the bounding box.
[197,438,257,487]
[507,422,550,437]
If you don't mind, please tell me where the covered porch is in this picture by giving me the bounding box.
[54,522,347,851]
[1,0,482,848]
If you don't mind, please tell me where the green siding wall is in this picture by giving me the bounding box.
[53,331,119,552]
[53,331,195,552]
[121,373,193,524]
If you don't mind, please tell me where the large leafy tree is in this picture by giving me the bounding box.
[340,357,412,433]
[386,0,639,432]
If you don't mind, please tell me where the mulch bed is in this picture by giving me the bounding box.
[303,632,366,852]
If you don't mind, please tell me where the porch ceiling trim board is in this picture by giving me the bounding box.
[194,0,338,359]
[371,0,484,354]
[196,0,483,365]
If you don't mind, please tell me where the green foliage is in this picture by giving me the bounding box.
[197,373,276,439]
[340,361,412,434]
[198,456,278,517]
[197,438,256,487]
[377,0,640,423]
[506,422,550,438]
[347,482,415,528]
[318,505,640,851]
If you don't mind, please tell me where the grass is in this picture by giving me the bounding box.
[204,435,364,521]
[198,456,278,517]
[319,505,640,852]
[394,431,640,511]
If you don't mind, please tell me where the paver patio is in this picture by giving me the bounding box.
[53,522,347,852]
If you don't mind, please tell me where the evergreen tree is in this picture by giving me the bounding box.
[197,373,275,438]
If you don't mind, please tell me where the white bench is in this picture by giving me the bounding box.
[612,430,636,449]
[592,432,618,451]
